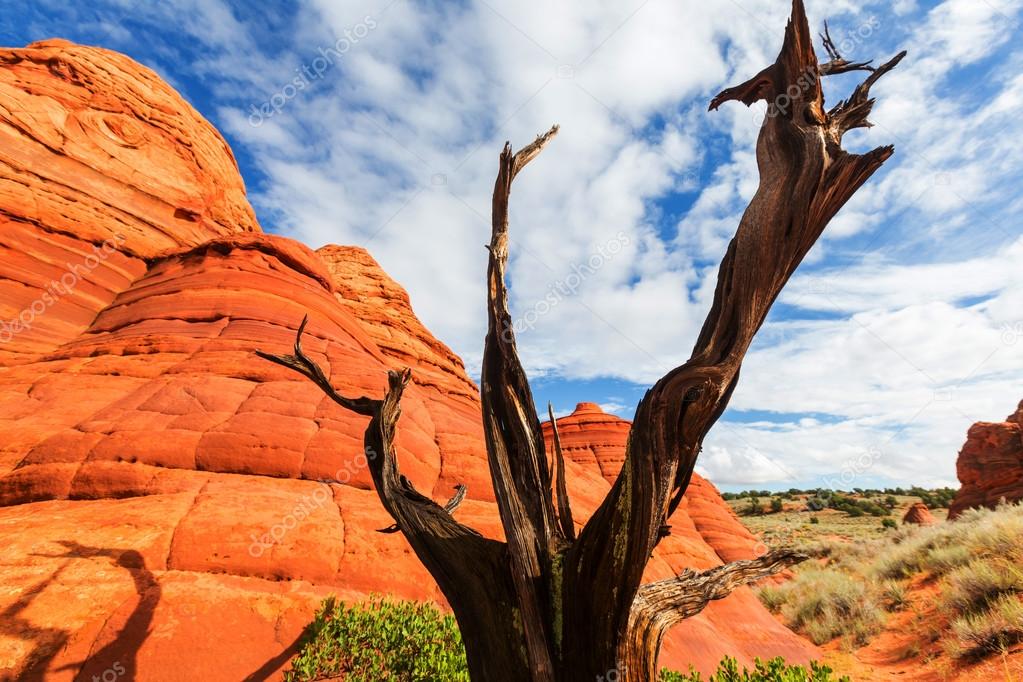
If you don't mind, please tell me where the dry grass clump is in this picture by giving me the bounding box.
[948,593,1023,658]
[758,503,1023,659]
[871,503,1023,580]
[943,559,1023,615]
[879,580,908,612]
[758,569,885,646]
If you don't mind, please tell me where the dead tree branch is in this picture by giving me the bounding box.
[621,550,809,678]
[256,1,902,678]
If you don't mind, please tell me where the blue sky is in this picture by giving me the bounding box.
[3,0,1021,490]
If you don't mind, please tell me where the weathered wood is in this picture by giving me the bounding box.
[622,550,809,679]
[548,403,577,542]
[258,2,903,679]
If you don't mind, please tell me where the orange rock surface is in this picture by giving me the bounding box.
[949,400,1023,518]
[0,40,816,680]
[0,39,258,365]
[902,501,937,525]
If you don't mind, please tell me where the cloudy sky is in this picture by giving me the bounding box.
[4,0,1021,490]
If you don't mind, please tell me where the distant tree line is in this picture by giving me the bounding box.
[726,487,958,517]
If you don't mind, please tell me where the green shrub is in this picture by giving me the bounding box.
[881,518,897,530]
[283,596,469,681]
[770,498,785,514]
[663,656,850,681]
[742,497,764,516]
[808,516,819,525]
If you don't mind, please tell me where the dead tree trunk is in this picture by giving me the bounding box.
[258,2,903,679]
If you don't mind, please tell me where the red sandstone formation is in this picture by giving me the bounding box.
[0,40,816,680]
[902,501,936,525]
[0,39,258,365]
[949,400,1023,518]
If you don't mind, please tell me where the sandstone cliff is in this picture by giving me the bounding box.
[949,400,1023,518]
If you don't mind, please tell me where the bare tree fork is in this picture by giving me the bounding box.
[377,484,468,534]
[258,326,529,679]
[257,1,902,679]
[818,21,874,75]
[621,550,809,679]
[547,403,577,542]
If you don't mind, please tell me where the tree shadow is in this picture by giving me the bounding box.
[27,540,162,682]
[0,560,72,682]
[240,629,307,682]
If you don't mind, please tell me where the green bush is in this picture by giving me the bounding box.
[881,518,897,530]
[662,656,850,681]
[283,596,469,681]
[742,497,764,516]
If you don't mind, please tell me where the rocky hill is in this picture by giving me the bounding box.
[0,39,815,679]
[949,400,1023,518]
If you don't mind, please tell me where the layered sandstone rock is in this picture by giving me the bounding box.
[949,400,1023,518]
[0,40,815,681]
[0,40,258,365]
[902,501,936,525]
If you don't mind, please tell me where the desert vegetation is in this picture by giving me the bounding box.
[666,657,849,681]
[284,597,846,682]
[730,490,951,547]
[284,597,469,681]
[722,487,957,509]
[757,503,1023,666]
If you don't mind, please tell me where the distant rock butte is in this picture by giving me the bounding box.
[902,501,936,525]
[0,40,815,680]
[949,400,1023,518]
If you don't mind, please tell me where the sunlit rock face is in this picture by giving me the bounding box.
[0,39,259,364]
[902,501,937,525]
[0,40,815,680]
[949,400,1023,518]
